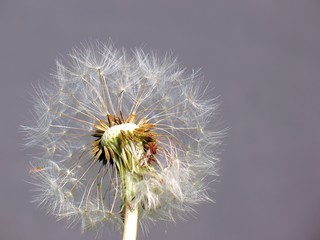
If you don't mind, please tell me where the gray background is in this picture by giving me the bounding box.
[1,0,320,240]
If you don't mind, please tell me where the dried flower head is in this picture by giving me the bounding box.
[22,42,222,236]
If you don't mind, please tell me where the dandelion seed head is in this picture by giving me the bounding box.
[22,42,223,233]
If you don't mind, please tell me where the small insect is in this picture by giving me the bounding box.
[29,166,45,174]
[140,143,158,167]
[149,142,157,155]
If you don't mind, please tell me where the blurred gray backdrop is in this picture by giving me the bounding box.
[1,0,320,240]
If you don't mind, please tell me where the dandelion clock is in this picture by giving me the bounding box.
[22,42,223,240]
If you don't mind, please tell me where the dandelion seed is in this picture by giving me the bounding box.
[22,42,223,239]
[29,166,45,174]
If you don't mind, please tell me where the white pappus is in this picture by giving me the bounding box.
[21,42,223,236]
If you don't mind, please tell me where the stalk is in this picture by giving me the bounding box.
[122,172,139,240]
[122,203,138,240]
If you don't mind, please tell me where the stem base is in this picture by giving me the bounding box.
[122,205,138,240]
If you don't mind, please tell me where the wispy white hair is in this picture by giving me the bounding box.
[22,42,223,233]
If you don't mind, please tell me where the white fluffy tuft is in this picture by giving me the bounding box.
[22,42,223,233]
